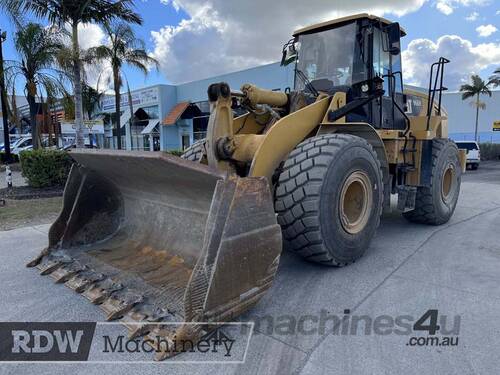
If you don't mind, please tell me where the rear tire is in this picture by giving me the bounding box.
[274,134,383,266]
[403,139,461,225]
[181,139,206,162]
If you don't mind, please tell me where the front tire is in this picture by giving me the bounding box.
[274,134,383,266]
[403,139,461,225]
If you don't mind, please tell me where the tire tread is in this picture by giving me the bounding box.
[275,134,383,266]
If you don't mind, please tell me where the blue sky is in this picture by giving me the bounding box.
[1,0,499,93]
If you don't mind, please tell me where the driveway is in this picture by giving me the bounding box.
[0,163,499,374]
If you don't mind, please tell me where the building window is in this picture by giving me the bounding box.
[141,105,160,119]
[194,101,210,114]
[181,134,190,150]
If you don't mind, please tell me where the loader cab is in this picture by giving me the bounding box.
[286,14,407,130]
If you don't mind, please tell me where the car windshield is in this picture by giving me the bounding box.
[296,22,357,90]
[457,142,478,151]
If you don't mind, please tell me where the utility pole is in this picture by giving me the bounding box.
[0,29,11,163]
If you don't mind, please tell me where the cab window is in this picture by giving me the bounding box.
[372,28,391,95]
[372,27,404,95]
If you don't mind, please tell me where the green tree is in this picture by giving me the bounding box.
[88,22,157,149]
[459,75,492,142]
[61,92,76,121]
[82,83,103,147]
[82,84,103,121]
[5,23,66,149]
[1,0,142,148]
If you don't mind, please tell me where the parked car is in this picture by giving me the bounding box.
[11,137,33,155]
[0,135,22,152]
[456,141,480,170]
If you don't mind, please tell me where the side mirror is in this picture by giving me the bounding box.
[281,40,298,66]
[385,22,401,55]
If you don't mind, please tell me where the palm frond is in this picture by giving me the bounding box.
[0,0,26,28]
[87,45,114,62]
[470,74,484,89]
[488,67,500,88]
[17,0,143,26]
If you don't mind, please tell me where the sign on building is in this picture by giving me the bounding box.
[101,87,160,111]
[61,120,105,135]
[493,121,500,132]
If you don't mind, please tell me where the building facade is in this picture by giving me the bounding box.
[3,62,499,152]
[99,62,500,152]
[97,63,295,152]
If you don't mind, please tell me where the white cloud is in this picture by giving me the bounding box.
[402,35,500,89]
[437,2,454,15]
[435,0,490,15]
[476,24,498,37]
[62,23,112,91]
[76,23,106,50]
[160,0,180,12]
[465,11,479,21]
[151,0,428,83]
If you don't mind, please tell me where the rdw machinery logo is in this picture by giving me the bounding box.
[0,323,96,361]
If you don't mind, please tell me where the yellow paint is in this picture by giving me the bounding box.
[249,96,331,182]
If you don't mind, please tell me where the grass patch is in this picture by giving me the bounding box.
[0,197,62,231]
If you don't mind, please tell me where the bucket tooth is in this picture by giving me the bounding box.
[144,324,205,361]
[120,310,152,338]
[121,307,177,339]
[65,273,105,293]
[100,294,144,321]
[26,248,49,268]
[49,263,85,283]
[82,288,108,304]
[144,327,178,360]
[82,281,123,304]
[49,266,73,283]
[66,276,93,293]
[38,261,62,276]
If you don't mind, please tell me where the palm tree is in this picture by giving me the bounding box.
[9,87,21,134]
[5,23,66,149]
[88,22,157,149]
[82,84,103,120]
[459,75,492,142]
[82,83,103,147]
[0,0,142,148]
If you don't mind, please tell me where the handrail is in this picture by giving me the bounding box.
[426,57,450,130]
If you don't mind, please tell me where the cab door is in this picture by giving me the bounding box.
[369,27,406,131]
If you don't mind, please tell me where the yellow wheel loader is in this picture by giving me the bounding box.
[28,13,465,359]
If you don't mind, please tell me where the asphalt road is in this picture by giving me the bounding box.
[1,162,499,374]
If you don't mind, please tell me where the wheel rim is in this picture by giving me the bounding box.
[441,163,455,201]
[339,171,373,235]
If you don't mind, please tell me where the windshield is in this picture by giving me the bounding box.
[296,22,357,90]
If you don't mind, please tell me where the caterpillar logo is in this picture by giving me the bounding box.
[0,323,96,361]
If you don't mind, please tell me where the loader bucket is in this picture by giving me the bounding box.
[28,149,282,359]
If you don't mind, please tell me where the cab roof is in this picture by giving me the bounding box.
[293,13,407,37]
